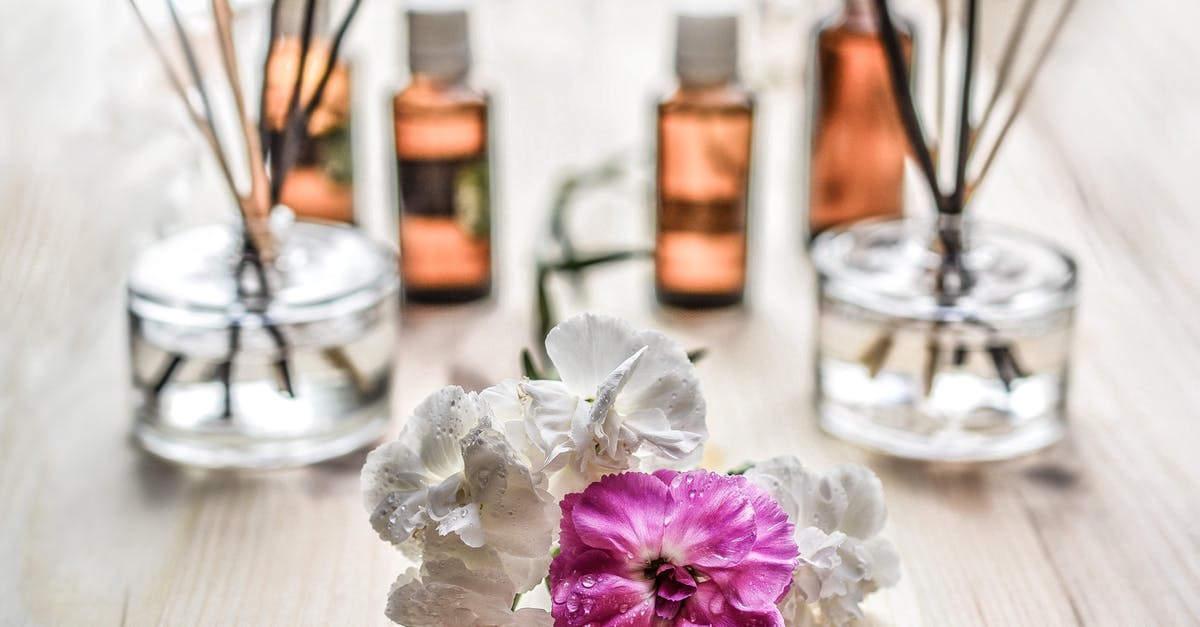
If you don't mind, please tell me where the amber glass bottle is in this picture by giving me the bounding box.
[808,0,912,239]
[393,8,491,303]
[263,1,355,224]
[656,13,754,309]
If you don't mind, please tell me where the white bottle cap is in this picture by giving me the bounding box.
[675,12,739,85]
[407,6,471,79]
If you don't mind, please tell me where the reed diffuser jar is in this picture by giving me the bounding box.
[126,0,382,467]
[129,222,397,468]
[812,218,1076,460]
[811,0,1080,460]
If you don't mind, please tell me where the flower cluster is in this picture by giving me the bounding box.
[361,314,899,626]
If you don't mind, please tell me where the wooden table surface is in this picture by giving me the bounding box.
[2,0,1198,625]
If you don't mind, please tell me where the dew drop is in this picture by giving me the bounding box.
[580,574,596,588]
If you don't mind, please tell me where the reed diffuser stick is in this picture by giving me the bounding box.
[212,0,274,261]
[968,0,1077,200]
[129,0,241,203]
[872,0,944,214]
[973,0,1035,150]
[949,0,977,216]
[933,0,949,160]
[304,0,362,119]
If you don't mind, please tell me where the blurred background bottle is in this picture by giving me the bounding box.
[393,6,491,303]
[807,0,912,239]
[263,0,356,224]
[656,12,754,309]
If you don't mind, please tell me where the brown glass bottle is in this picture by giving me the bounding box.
[394,9,491,303]
[263,23,355,224]
[656,14,753,309]
[808,0,912,238]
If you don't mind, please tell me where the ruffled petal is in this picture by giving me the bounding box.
[519,379,581,472]
[612,328,707,450]
[829,464,888,539]
[400,386,487,479]
[660,471,757,569]
[623,407,707,462]
[459,421,557,589]
[746,456,849,534]
[436,503,484,548]
[702,476,799,611]
[571,472,672,560]
[386,534,530,627]
[678,580,786,627]
[545,314,650,398]
[549,547,655,627]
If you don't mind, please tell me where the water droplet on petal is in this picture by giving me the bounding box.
[580,574,596,588]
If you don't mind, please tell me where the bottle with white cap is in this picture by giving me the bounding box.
[393,4,492,303]
[655,10,754,308]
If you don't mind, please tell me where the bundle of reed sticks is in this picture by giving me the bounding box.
[129,0,361,269]
[858,0,1076,393]
[129,0,362,415]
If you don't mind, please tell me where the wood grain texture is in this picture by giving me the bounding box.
[2,0,1198,625]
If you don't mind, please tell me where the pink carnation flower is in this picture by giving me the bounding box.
[550,470,799,626]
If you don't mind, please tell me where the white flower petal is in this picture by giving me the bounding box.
[746,455,849,534]
[612,329,706,444]
[460,422,557,590]
[519,379,580,472]
[544,314,649,397]
[401,386,488,478]
[437,503,484,548]
[387,534,552,627]
[622,407,707,462]
[427,474,467,520]
[361,440,428,513]
[829,464,888,539]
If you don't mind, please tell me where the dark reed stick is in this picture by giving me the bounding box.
[152,354,185,397]
[219,324,241,418]
[268,0,318,205]
[949,0,978,215]
[871,0,944,214]
[303,0,363,120]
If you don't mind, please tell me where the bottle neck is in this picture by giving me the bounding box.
[410,70,470,90]
[675,76,738,93]
[843,0,880,31]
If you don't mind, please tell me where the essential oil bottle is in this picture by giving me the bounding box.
[393,7,491,303]
[655,12,754,309]
[263,0,355,224]
[807,0,912,239]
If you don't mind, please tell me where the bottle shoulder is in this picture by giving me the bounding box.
[659,82,754,114]
[395,77,488,110]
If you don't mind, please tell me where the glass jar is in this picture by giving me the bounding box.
[128,221,397,468]
[811,218,1077,461]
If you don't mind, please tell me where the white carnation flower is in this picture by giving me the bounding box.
[482,314,707,495]
[746,456,901,626]
[386,533,553,627]
[361,386,557,591]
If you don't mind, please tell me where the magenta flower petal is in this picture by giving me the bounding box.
[660,471,758,569]
[703,478,800,610]
[676,581,786,627]
[554,492,586,561]
[549,547,655,626]
[570,472,672,560]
